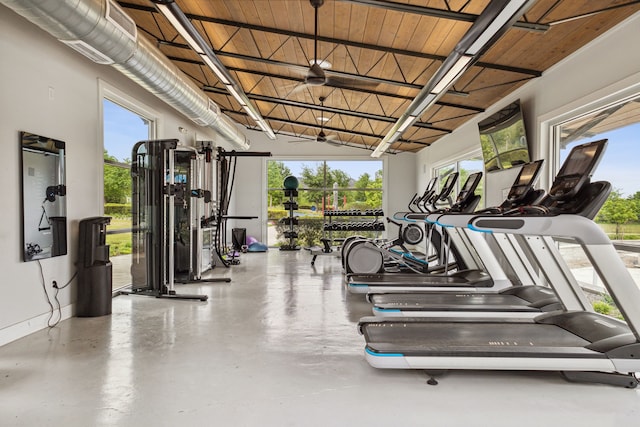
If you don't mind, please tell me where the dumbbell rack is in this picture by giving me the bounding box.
[322,209,385,244]
[310,209,385,265]
[280,188,300,251]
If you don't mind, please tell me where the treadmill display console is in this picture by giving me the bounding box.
[549,139,607,200]
[419,177,438,206]
[506,159,543,202]
[437,172,459,201]
[423,177,437,195]
[455,172,482,204]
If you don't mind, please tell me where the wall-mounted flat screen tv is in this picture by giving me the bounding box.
[478,100,531,172]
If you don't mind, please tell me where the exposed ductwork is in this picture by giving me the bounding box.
[1,0,250,149]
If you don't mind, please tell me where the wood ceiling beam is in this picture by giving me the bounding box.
[234,112,431,147]
[168,54,485,113]
[119,1,541,77]
[339,0,549,32]
[202,85,452,133]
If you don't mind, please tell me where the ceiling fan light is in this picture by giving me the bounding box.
[317,116,330,122]
[309,59,332,69]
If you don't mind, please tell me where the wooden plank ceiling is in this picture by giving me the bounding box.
[118,0,640,153]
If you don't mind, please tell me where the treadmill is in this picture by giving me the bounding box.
[346,172,513,294]
[370,160,565,318]
[359,139,640,387]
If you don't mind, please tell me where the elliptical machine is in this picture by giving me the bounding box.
[343,172,482,275]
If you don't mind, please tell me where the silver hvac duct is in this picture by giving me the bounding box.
[1,0,250,150]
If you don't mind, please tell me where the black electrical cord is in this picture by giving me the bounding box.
[36,260,77,328]
[36,260,55,326]
[55,270,77,290]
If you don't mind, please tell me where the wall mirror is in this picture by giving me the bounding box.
[20,131,67,261]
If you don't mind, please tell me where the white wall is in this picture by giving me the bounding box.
[417,11,640,206]
[0,6,234,344]
[233,130,416,243]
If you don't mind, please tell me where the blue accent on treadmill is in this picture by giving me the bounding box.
[468,223,493,233]
[425,218,437,224]
[349,283,369,287]
[365,347,404,357]
[401,253,428,264]
[373,306,401,312]
[435,221,454,228]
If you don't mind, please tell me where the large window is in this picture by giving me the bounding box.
[266,159,383,247]
[103,97,154,290]
[552,91,640,319]
[433,153,484,209]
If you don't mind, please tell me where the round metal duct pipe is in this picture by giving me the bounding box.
[1,0,249,149]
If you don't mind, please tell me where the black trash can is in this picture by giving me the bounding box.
[232,228,246,251]
[76,217,112,317]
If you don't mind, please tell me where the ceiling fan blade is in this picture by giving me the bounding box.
[326,76,379,90]
[279,81,301,93]
[288,134,316,143]
[325,139,344,147]
[283,65,310,77]
[285,82,312,98]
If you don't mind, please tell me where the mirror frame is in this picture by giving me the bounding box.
[20,131,67,262]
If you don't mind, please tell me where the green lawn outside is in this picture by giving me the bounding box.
[108,217,132,230]
[107,217,132,256]
[598,222,640,239]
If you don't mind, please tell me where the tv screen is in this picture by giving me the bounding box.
[478,100,530,172]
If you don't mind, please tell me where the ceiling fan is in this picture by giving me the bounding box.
[286,0,379,96]
[289,96,342,145]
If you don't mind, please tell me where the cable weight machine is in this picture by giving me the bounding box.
[211,148,271,266]
[125,139,225,301]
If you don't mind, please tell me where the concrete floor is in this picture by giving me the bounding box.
[1,250,639,426]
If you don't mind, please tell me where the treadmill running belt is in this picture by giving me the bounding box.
[362,323,593,357]
[370,294,540,312]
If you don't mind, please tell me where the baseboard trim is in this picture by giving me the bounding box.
[0,304,74,347]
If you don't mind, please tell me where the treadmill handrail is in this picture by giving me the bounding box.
[434,214,474,228]
[463,213,640,340]
[466,214,609,245]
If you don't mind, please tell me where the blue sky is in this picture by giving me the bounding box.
[103,99,150,161]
